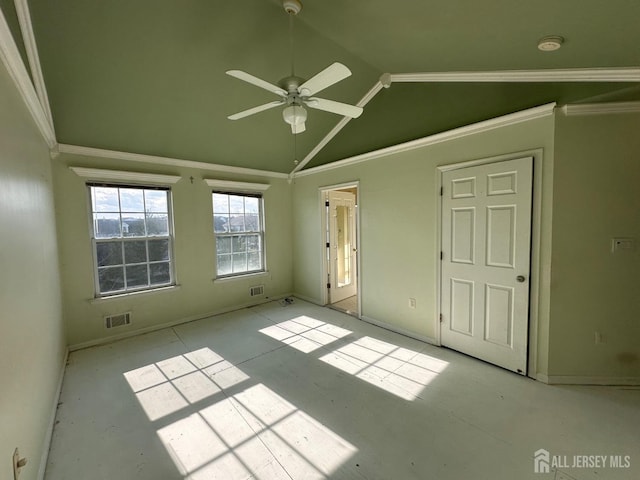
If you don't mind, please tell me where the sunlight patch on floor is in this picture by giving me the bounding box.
[320,336,449,401]
[124,347,356,479]
[123,348,246,421]
[259,315,352,353]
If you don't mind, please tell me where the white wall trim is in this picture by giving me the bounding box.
[545,376,640,386]
[58,144,289,179]
[295,103,556,177]
[14,0,55,131]
[204,179,271,192]
[68,293,293,351]
[290,81,384,175]
[561,101,640,116]
[361,315,438,346]
[0,7,56,147]
[292,293,323,306]
[70,166,181,185]
[389,67,640,83]
[37,347,68,480]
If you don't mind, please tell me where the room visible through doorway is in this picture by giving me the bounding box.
[322,184,359,317]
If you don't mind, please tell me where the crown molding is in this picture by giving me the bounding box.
[204,179,271,192]
[0,7,56,148]
[295,103,556,177]
[57,144,288,179]
[14,0,55,131]
[70,166,181,185]
[389,67,640,83]
[561,101,640,116]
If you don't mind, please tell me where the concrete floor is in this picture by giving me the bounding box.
[45,299,639,479]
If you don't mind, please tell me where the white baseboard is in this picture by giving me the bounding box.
[291,293,324,306]
[361,315,438,346]
[536,373,549,384]
[545,375,640,386]
[68,293,293,351]
[37,347,69,480]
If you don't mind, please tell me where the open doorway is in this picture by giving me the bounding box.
[321,183,360,317]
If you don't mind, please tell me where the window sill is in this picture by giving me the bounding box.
[90,284,181,304]
[213,271,270,284]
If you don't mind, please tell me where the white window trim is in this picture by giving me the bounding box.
[71,166,181,185]
[204,178,270,192]
[89,284,181,304]
[88,184,176,297]
[212,190,266,279]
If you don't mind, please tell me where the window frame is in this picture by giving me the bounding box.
[212,190,266,279]
[87,182,176,298]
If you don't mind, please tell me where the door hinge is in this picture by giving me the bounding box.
[327,283,331,289]
[326,242,330,248]
[440,186,443,196]
[325,200,330,207]
[440,251,444,260]
[439,313,443,323]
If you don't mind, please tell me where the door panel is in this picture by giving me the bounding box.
[441,157,533,374]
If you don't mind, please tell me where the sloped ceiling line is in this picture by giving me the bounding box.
[0,4,55,147]
[289,79,384,176]
[13,0,54,131]
[289,66,640,176]
[294,102,557,178]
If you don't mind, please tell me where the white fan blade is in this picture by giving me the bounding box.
[228,100,285,120]
[298,62,352,96]
[304,97,363,118]
[291,122,306,134]
[226,70,287,97]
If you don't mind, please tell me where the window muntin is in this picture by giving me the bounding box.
[89,185,174,296]
[212,192,264,277]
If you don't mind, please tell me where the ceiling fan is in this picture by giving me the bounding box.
[226,0,363,134]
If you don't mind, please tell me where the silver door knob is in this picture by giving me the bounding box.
[516,275,526,283]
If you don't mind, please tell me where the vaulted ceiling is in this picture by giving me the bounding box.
[3,0,640,173]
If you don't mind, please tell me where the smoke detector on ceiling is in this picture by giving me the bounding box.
[538,36,564,51]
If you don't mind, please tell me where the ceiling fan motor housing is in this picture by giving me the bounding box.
[282,0,302,15]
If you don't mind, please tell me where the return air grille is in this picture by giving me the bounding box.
[105,312,131,329]
[250,285,264,297]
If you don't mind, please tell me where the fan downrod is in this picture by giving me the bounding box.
[282,0,302,15]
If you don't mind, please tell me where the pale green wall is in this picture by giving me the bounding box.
[52,155,293,347]
[549,111,640,379]
[0,60,66,479]
[292,115,556,376]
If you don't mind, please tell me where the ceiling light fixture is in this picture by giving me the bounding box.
[538,36,564,52]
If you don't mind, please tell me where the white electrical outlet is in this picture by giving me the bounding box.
[409,298,416,309]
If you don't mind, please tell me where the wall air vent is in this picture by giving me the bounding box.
[250,285,264,297]
[105,312,131,329]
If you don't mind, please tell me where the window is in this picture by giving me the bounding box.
[89,184,174,296]
[212,192,264,277]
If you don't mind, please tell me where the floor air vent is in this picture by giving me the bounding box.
[105,312,131,329]
[250,285,264,297]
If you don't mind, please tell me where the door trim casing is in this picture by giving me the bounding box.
[436,149,545,379]
[319,181,361,317]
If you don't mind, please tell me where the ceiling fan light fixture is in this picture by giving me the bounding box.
[537,35,564,51]
[283,105,307,126]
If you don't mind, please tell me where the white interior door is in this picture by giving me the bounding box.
[440,157,533,374]
[328,190,357,304]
